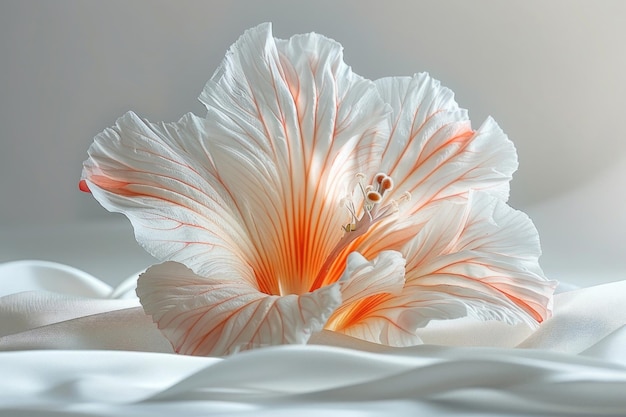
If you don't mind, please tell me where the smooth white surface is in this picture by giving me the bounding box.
[1,346,625,417]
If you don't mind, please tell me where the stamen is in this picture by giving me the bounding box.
[398,191,411,202]
[374,173,386,185]
[366,190,382,204]
[311,172,406,292]
[339,172,410,237]
[381,177,394,192]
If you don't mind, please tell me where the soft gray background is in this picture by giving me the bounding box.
[1,0,624,286]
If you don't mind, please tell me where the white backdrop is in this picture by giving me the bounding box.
[1,0,624,286]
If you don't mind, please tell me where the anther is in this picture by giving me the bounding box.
[366,190,382,204]
[341,172,400,235]
[381,176,394,192]
[374,173,386,185]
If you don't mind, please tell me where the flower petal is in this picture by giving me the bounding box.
[329,192,556,347]
[198,23,390,293]
[82,112,257,285]
[346,73,519,265]
[136,262,342,356]
[405,192,556,326]
[336,251,406,305]
[324,251,409,345]
[82,23,390,295]
[375,73,517,211]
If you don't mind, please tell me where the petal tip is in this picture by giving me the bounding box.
[78,179,91,193]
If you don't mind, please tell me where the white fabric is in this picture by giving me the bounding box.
[2,346,626,417]
[1,260,626,415]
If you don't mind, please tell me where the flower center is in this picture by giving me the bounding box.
[342,172,409,231]
[308,173,410,292]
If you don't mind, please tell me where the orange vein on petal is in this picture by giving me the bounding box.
[84,175,141,197]
[326,293,391,331]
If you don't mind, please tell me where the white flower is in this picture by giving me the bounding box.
[81,23,556,356]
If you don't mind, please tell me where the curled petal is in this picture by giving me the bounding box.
[137,262,342,356]
[325,251,408,345]
[337,251,406,305]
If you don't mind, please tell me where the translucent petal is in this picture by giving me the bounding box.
[402,192,556,326]
[137,262,342,356]
[198,23,390,293]
[83,23,390,295]
[348,73,519,264]
[336,251,406,305]
[330,192,556,347]
[325,251,408,345]
[82,112,256,285]
[411,193,554,323]
[375,73,518,212]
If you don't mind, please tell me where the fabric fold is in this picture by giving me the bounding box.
[2,260,625,361]
[1,260,626,416]
[1,346,625,416]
